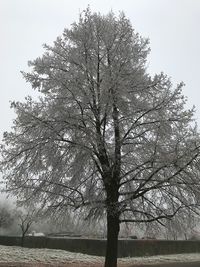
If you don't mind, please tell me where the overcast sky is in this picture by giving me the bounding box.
[1,0,200,139]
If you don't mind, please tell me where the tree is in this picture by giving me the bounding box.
[17,207,39,247]
[164,209,198,240]
[1,8,200,266]
[0,204,14,230]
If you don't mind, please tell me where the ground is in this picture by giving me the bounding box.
[0,245,200,266]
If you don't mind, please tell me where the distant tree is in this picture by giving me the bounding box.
[0,203,14,230]
[164,210,197,240]
[17,207,39,247]
[1,8,200,266]
[37,209,77,234]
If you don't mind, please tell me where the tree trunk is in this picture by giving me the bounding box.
[21,233,25,247]
[104,212,120,267]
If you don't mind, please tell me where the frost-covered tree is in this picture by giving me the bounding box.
[164,209,198,240]
[1,9,200,267]
[18,210,35,247]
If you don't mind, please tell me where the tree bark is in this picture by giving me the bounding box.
[104,211,120,267]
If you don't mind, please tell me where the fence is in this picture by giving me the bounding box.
[0,236,200,257]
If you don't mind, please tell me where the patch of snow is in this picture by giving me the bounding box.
[0,245,199,265]
[28,231,45,236]
[120,253,200,265]
[0,245,103,264]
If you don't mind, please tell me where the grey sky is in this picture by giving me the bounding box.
[1,0,200,139]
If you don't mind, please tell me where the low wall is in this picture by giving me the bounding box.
[0,236,200,257]
[118,239,200,257]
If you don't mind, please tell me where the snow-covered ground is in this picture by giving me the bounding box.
[0,245,199,265]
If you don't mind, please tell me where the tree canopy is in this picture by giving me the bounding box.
[1,9,200,267]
